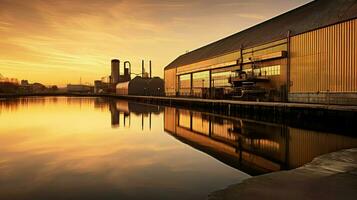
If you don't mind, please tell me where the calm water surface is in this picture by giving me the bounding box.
[0,97,356,200]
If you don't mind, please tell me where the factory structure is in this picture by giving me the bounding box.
[164,0,357,105]
[94,59,164,96]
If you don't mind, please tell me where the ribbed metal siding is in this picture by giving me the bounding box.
[164,68,176,96]
[290,18,357,93]
[288,127,357,168]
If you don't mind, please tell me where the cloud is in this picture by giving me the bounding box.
[0,0,312,85]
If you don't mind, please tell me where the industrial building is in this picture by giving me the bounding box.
[110,59,131,85]
[116,76,164,96]
[164,0,357,105]
[94,59,132,94]
[113,59,165,96]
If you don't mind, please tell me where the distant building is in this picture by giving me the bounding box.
[94,80,103,93]
[0,82,19,93]
[116,76,164,96]
[21,80,29,86]
[32,83,47,92]
[50,85,58,91]
[94,80,111,94]
[67,84,93,93]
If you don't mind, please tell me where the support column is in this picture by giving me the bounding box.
[177,75,180,97]
[286,30,291,103]
[240,44,244,71]
[209,70,212,99]
[190,73,193,96]
[189,112,193,131]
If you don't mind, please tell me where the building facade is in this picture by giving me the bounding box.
[164,0,357,105]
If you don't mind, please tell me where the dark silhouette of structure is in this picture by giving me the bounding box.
[116,60,164,96]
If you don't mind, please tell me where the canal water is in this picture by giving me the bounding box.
[0,97,356,200]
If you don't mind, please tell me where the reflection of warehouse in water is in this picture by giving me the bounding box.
[164,107,357,175]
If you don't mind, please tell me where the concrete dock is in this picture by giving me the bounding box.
[208,148,357,200]
[111,95,357,135]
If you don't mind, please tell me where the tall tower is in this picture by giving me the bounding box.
[111,59,120,84]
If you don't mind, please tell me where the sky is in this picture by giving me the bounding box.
[0,0,311,86]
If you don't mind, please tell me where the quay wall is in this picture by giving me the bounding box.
[110,95,357,134]
[1,93,357,134]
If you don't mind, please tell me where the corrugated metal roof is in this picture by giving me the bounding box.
[165,0,357,70]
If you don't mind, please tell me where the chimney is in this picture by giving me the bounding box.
[111,59,120,84]
[142,60,145,77]
[149,60,152,78]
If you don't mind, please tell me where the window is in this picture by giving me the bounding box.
[179,74,191,95]
[192,71,209,88]
[243,65,280,76]
[212,71,233,87]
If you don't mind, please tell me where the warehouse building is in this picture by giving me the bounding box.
[164,0,357,105]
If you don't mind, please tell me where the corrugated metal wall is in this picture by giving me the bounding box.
[290,18,357,93]
[164,68,177,96]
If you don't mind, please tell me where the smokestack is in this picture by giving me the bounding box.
[149,60,152,78]
[111,59,120,84]
[142,60,145,77]
[124,61,131,75]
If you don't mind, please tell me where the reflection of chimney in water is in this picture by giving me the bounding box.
[123,113,130,127]
[109,102,119,128]
[149,112,152,130]
[141,113,144,130]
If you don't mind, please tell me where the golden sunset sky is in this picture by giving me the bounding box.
[0,0,310,86]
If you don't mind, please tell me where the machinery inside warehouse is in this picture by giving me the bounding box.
[229,59,274,101]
